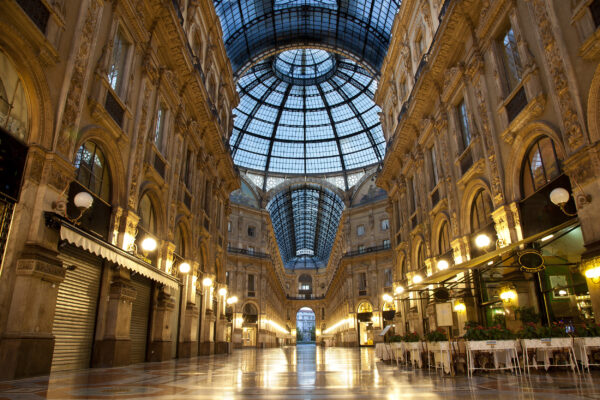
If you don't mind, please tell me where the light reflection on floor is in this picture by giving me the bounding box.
[0,344,598,399]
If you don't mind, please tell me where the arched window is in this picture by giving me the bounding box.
[74,141,111,203]
[521,136,562,198]
[416,242,426,271]
[438,221,450,255]
[471,189,493,232]
[138,193,157,235]
[0,51,28,141]
[175,224,185,257]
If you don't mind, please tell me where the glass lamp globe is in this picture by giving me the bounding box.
[550,187,570,205]
[218,287,228,296]
[412,274,423,284]
[178,262,191,273]
[395,285,404,294]
[437,259,449,271]
[74,191,94,209]
[141,237,157,252]
[202,277,213,287]
[475,234,491,248]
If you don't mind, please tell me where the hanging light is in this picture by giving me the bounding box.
[73,191,94,209]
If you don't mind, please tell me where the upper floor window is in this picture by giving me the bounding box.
[499,27,523,94]
[357,225,365,236]
[247,273,255,292]
[247,246,254,254]
[74,142,111,203]
[154,105,166,153]
[438,221,450,255]
[429,145,439,188]
[225,271,230,286]
[174,224,186,257]
[0,51,28,141]
[107,30,130,94]
[471,189,493,233]
[227,220,232,232]
[248,225,256,237]
[416,242,426,270]
[358,245,365,253]
[183,148,192,188]
[408,177,417,214]
[383,239,390,248]
[591,0,600,28]
[399,78,407,101]
[381,219,389,230]
[358,272,367,292]
[138,193,157,235]
[521,137,562,198]
[457,99,471,151]
[415,32,425,59]
[384,268,393,288]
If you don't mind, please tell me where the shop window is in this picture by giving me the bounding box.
[498,27,523,95]
[0,51,28,141]
[470,190,493,232]
[521,136,562,198]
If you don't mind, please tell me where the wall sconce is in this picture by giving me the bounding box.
[140,236,157,257]
[437,259,449,271]
[178,262,191,274]
[202,277,213,287]
[499,288,517,302]
[454,303,466,312]
[53,189,94,225]
[218,287,228,297]
[475,234,491,249]
[584,266,600,284]
[395,285,404,295]
[412,274,423,284]
[226,295,238,305]
[550,187,591,217]
[382,293,393,303]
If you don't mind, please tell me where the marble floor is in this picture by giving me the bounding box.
[0,344,599,399]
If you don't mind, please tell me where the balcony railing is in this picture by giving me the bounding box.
[227,246,270,259]
[344,243,391,258]
[286,294,325,300]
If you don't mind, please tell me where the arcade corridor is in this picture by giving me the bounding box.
[0,346,598,399]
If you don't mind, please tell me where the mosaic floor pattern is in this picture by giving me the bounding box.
[0,344,599,399]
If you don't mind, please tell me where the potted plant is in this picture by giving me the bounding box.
[518,321,575,371]
[573,322,600,370]
[402,332,423,368]
[426,328,449,350]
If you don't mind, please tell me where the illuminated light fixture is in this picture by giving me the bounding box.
[395,285,404,294]
[541,234,554,242]
[550,187,591,217]
[487,260,494,266]
[74,191,94,209]
[454,303,466,312]
[141,237,157,252]
[584,266,600,284]
[499,289,517,302]
[437,259,449,271]
[178,262,191,274]
[382,294,393,303]
[226,295,238,305]
[202,277,213,287]
[558,289,567,296]
[475,234,491,249]
[218,287,228,297]
[412,274,423,284]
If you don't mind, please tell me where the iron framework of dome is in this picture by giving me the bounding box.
[266,184,345,269]
[229,48,386,188]
[213,0,401,77]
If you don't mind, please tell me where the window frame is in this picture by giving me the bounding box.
[470,189,494,233]
[107,27,133,98]
[521,136,562,199]
[74,141,112,204]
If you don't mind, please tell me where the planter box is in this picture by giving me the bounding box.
[522,337,572,349]
[427,341,450,351]
[466,340,517,351]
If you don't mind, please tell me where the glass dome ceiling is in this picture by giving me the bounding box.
[229,48,386,184]
[266,183,345,269]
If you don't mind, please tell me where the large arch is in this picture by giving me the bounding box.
[0,21,53,148]
[504,121,567,202]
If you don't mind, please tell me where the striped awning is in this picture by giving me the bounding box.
[60,224,179,289]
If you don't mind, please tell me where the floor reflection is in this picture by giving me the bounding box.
[0,346,599,399]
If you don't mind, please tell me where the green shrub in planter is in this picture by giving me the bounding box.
[403,332,421,342]
[518,321,570,339]
[463,321,515,340]
[388,335,403,343]
[574,322,600,337]
[425,328,448,342]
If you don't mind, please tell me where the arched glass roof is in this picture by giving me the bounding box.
[229,48,386,182]
[266,183,345,269]
[213,0,401,76]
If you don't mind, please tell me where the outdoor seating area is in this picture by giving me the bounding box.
[376,321,600,376]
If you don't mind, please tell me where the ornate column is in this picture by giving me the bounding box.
[92,268,136,367]
[148,286,176,361]
[178,263,199,357]
[214,284,228,354]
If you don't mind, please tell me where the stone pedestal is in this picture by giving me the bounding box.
[148,287,175,362]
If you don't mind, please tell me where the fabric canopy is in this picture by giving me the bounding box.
[60,225,179,289]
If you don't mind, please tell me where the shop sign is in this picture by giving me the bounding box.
[519,249,545,273]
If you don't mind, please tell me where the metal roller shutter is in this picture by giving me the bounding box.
[51,246,102,372]
[130,274,151,364]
